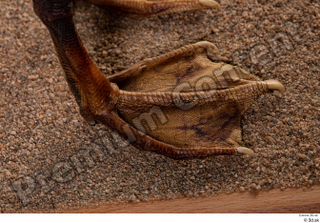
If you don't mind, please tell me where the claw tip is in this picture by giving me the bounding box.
[199,0,221,10]
[265,79,285,93]
[237,147,254,156]
[196,41,219,53]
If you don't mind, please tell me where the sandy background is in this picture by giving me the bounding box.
[0,0,319,212]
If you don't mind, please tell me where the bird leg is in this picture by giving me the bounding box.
[32,0,285,159]
[33,0,119,125]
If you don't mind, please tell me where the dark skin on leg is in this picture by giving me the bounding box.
[32,0,284,159]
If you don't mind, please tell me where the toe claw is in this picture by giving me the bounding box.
[199,0,221,10]
[237,147,254,155]
[265,79,285,93]
[196,41,219,53]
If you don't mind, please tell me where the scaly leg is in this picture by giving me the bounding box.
[85,0,221,17]
[33,0,119,125]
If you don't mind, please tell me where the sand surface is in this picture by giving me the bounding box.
[0,0,319,212]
